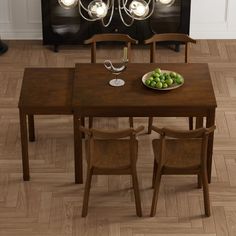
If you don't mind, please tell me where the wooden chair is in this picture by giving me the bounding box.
[144,33,197,133]
[84,34,138,128]
[80,125,144,217]
[150,125,216,217]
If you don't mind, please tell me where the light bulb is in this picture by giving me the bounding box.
[158,0,175,6]
[96,4,106,17]
[129,0,149,19]
[88,0,108,19]
[58,0,78,9]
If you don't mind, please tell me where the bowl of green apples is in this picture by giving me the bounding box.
[142,68,184,91]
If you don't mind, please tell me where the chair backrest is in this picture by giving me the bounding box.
[152,125,216,168]
[144,33,196,63]
[84,33,138,63]
[80,126,144,168]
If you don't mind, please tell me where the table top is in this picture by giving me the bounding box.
[18,68,74,114]
[73,63,217,117]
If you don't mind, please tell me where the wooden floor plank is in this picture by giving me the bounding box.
[0,40,236,235]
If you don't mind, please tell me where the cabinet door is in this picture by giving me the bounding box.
[150,0,182,33]
[42,0,89,44]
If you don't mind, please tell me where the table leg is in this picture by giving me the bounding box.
[206,110,216,183]
[73,114,83,184]
[19,110,30,181]
[28,115,35,142]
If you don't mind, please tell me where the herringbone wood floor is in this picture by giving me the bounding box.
[0,40,236,236]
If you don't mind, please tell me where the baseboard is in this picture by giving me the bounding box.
[190,31,236,39]
[0,30,42,40]
[190,23,236,39]
[1,30,236,40]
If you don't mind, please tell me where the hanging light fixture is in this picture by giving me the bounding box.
[159,0,175,6]
[58,0,79,9]
[88,0,108,19]
[58,0,175,27]
[158,0,175,7]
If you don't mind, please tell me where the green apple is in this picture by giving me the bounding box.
[145,79,151,86]
[153,77,161,83]
[166,78,173,86]
[162,83,168,88]
[156,82,163,89]
[170,72,177,78]
[176,76,184,84]
[155,68,162,74]
[150,81,157,87]
[159,75,165,81]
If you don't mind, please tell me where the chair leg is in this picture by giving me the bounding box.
[150,169,161,217]
[152,159,158,188]
[129,117,134,128]
[89,117,93,128]
[197,173,202,188]
[82,168,93,217]
[148,117,153,134]
[150,170,162,217]
[131,170,142,217]
[81,117,85,139]
[201,169,210,217]
[189,117,194,130]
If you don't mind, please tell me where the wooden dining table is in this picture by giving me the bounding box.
[72,63,217,184]
[18,68,74,181]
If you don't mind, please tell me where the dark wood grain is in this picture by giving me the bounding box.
[150,126,215,217]
[18,68,74,114]
[73,63,216,117]
[19,110,30,181]
[144,33,197,132]
[18,68,74,181]
[73,63,217,184]
[84,33,137,127]
[80,126,143,217]
[144,33,196,63]
[84,33,137,63]
[28,114,35,142]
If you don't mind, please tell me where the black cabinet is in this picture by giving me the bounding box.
[41,0,191,49]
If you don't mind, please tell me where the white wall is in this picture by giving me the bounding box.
[0,0,42,39]
[0,0,235,39]
[190,0,236,38]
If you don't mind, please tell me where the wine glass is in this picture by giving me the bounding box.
[104,59,128,87]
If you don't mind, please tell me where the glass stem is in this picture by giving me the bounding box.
[115,74,118,84]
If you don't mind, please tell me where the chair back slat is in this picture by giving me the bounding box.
[152,126,216,139]
[144,33,196,44]
[151,125,215,217]
[185,43,188,63]
[80,126,144,139]
[81,125,144,169]
[81,125,143,217]
[152,125,216,167]
[84,33,138,44]
[150,42,156,63]
[84,33,138,63]
[200,133,209,169]
[144,33,196,63]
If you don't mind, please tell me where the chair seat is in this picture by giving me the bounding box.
[86,139,138,169]
[152,139,202,169]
